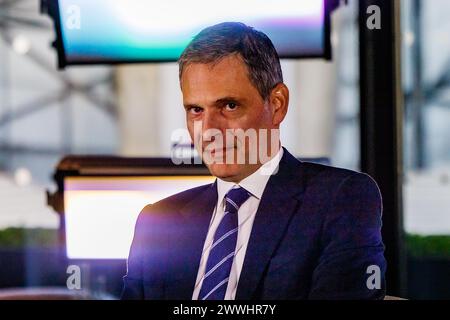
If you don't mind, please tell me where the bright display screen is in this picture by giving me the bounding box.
[64,176,215,259]
[57,0,327,64]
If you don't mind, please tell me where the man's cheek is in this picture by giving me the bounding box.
[190,127,203,153]
[186,125,194,141]
[186,121,196,140]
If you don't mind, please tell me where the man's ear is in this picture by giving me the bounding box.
[269,83,289,126]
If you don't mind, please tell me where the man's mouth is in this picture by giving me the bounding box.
[210,147,236,156]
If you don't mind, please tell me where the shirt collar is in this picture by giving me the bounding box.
[216,148,284,204]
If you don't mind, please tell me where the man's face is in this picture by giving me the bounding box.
[181,54,286,182]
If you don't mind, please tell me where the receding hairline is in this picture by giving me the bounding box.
[179,53,254,88]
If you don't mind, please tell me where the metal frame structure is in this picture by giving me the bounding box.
[0,0,117,158]
[358,0,406,297]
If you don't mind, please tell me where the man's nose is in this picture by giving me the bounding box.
[201,111,228,146]
[202,110,222,132]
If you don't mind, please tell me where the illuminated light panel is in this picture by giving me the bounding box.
[57,0,326,63]
[64,176,215,259]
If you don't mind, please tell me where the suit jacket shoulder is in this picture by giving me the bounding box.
[139,183,214,218]
[277,150,381,205]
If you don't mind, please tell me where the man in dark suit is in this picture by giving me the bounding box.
[122,22,386,300]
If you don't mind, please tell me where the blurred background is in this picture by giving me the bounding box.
[0,0,449,300]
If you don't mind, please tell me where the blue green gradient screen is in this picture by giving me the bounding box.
[58,0,326,64]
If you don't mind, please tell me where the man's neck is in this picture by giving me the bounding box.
[222,146,283,184]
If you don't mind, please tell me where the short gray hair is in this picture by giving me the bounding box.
[178,22,283,100]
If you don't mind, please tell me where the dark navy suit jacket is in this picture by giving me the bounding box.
[121,149,386,300]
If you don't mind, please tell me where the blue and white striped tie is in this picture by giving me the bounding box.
[198,187,250,300]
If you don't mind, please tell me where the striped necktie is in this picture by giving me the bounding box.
[198,187,250,300]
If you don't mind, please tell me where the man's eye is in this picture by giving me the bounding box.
[225,103,238,111]
[188,107,203,115]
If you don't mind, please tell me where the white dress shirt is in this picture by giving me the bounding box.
[192,148,284,300]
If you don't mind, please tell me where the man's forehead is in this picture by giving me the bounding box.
[182,55,249,83]
[181,58,254,104]
[184,53,245,69]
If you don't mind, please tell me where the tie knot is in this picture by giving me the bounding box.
[225,187,250,210]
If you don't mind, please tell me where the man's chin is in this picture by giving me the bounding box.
[206,163,243,182]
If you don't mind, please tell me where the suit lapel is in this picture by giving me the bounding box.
[236,150,306,300]
[165,182,217,299]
